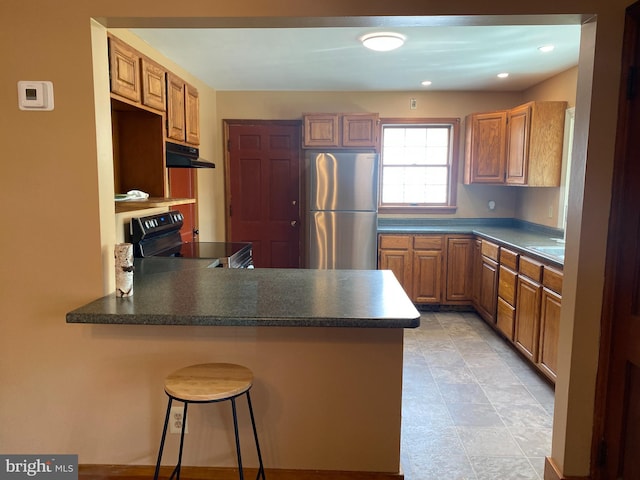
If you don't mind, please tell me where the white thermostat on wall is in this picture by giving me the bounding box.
[17,81,54,111]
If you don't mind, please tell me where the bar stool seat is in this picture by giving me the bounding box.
[153,363,265,480]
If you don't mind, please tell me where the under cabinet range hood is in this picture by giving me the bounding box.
[165,141,215,168]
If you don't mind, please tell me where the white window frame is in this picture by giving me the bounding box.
[378,118,460,214]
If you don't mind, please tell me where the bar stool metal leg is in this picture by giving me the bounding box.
[171,402,189,480]
[231,397,245,480]
[154,397,173,480]
[245,391,266,480]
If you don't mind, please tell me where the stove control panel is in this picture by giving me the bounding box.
[130,210,184,243]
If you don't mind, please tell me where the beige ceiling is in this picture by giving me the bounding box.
[131,23,581,92]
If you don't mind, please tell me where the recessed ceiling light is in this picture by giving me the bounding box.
[421,80,432,87]
[360,32,406,52]
[538,45,555,53]
[497,73,509,78]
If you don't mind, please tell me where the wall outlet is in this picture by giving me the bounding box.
[169,405,188,434]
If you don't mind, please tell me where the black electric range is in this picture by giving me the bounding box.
[129,210,253,268]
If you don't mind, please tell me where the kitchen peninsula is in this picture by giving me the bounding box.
[66,264,419,478]
[67,264,420,328]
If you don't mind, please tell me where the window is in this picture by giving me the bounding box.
[379,118,459,213]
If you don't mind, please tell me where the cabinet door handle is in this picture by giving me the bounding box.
[290,220,297,227]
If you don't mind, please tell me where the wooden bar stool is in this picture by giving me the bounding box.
[153,363,265,480]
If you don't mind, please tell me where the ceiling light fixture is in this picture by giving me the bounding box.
[360,32,406,52]
[421,80,432,87]
[497,72,510,78]
[538,45,555,53]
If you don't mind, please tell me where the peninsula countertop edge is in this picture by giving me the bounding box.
[66,266,421,328]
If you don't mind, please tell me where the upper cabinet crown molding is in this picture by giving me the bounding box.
[303,113,379,149]
[464,101,568,187]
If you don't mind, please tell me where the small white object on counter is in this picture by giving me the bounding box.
[115,243,134,297]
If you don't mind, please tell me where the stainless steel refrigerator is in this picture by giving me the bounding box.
[306,151,379,269]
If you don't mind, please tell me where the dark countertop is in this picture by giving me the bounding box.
[378,218,565,267]
[66,263,420,328]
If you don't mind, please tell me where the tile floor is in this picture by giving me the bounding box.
[401,311,555,480]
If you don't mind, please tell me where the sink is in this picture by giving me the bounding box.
[528,245,565,259]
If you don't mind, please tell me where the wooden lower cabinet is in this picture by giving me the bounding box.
[538,288,561,381]
[378,235,412,296]
[445,236,474,303]
[496,247,519,339]
[514,255,544,363]
[537,266,563,381]
[413,249,442,304]
[475,240,499,324]
[514,275,542,362]
[497,297,516,339]
[379,233,464,305]
[472,239,482,306]
[379,233,563,383]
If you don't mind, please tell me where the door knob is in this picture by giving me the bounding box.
[290,220,297,227]
[292,200,297,206]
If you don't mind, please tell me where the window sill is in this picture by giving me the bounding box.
[378,206,458,214]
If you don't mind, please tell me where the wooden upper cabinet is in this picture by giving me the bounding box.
[185,83,200,145]
[108,36,141,103]
[166,74,199,145]
[303,113,378,148]
[464,111,507,184]
[342,113,379,148]
[505,103,531,185]
[304,114,340,148]
[506,101,567,186]
[140,58,166,112]
[166,73,186,142]
[465,100,567,186]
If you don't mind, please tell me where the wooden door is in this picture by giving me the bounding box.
[594,3,640,478]
[538,288,561,382]
[464,111,507,184]
[166,73,185,142]
[472,239,482,307]
[185,83,200,145]
[140,57,166,112]
[445,236,474,303]
[505,103,531,185]
[477,256,498,323]
[497,265,518,339]
[413,250,442,304]
[379,249,412,297]
[514,275,541,362]
[168,168,197,243]
[303,114,339,148]
[342,113,379,148]
[108,36,140,103]
[226,121,301,268]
